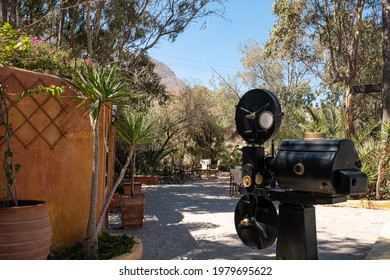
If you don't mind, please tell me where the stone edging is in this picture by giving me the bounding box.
[335,200,390,210]
[366,220,390,259]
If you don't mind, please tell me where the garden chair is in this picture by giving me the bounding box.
[207,160,220,179]
[195,159,211,178]
[183,164,194,180]
[229,167,242,196]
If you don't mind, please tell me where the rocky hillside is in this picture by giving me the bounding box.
[152,58,187,94]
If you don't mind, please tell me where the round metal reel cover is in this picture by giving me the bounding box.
[234,194,278,250]
[235,89,282,144]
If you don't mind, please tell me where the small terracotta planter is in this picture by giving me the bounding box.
[123,180,142,196]
[134,175,159,185]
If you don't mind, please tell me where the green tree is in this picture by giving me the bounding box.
[1,1,225,62]
[266,0,382,137]
[239,41,314,108]
[181,86,236,165]
[1,0,225,110]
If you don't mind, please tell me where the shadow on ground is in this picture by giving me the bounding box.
[108,179,390,260]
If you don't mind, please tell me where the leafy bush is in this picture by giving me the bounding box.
[0,22,71,76]
[48,232,135,260]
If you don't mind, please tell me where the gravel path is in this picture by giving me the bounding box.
[108,179,390,260]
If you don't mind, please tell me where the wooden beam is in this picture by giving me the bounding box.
[352,83,382,94]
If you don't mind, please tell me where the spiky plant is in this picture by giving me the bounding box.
[115,112,156,196]
[65,65,129,259]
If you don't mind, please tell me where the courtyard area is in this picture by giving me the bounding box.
[108,179,390,260]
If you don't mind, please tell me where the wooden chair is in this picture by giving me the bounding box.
[207,160,220,179]
[229,167,242,196]
[172,160,185,182]
[183,164,194,180]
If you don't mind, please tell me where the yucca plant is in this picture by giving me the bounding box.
[114,112,156,197]
[65,64,129,259]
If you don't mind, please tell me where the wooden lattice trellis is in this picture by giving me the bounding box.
[0,72,68,149]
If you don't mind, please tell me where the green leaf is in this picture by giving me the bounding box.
[4,149,13,158]
[15,164,22,172]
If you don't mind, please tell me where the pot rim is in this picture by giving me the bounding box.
[0,200,48,208]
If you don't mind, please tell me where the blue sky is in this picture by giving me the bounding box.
[148,1,276,87]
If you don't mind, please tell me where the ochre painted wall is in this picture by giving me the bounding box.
[0,67,114,248]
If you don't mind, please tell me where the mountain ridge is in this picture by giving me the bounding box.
[152,58,187,94]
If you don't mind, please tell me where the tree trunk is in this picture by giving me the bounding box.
[95,151,133,234]
[376,0,390,199]
[345,0,366,138]
[86,3,93,58]
[70,6,77,51]
[383,0,390,124]
[93,2,103,53]
[0,0,3,23]
[83,116,100,259]
[131,151,136,196]
[57,9,64,49]
[345,87,355,137]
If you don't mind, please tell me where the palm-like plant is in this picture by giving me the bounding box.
[66,65,129,259]
[115,112,156,196]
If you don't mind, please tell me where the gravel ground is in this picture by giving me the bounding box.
[108,179,390,260]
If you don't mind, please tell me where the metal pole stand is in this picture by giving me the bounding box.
[276,203,318,260]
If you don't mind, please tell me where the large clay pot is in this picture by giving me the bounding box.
[119,194,145,230]
[0,200,52,260]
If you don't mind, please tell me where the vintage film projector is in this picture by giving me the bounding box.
[234,89,367,259]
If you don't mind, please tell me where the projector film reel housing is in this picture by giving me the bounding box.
[233,89,367,259]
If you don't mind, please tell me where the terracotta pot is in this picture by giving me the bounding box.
[123,181,142,196]
[108,193,120,212]
[0,200,52,260]
[119,194,145,230]
[134,175,159,185]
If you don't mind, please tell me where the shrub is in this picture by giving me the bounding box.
[48,232,135,260]
[0,22,71,76]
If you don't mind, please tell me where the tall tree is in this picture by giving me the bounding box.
[239,41,313,108]
[10,0,225,64]
[266,0,382,137]
[375,0,390,199]
[383,0,390,124]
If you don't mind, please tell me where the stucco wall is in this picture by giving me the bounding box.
[0,67,115,248]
